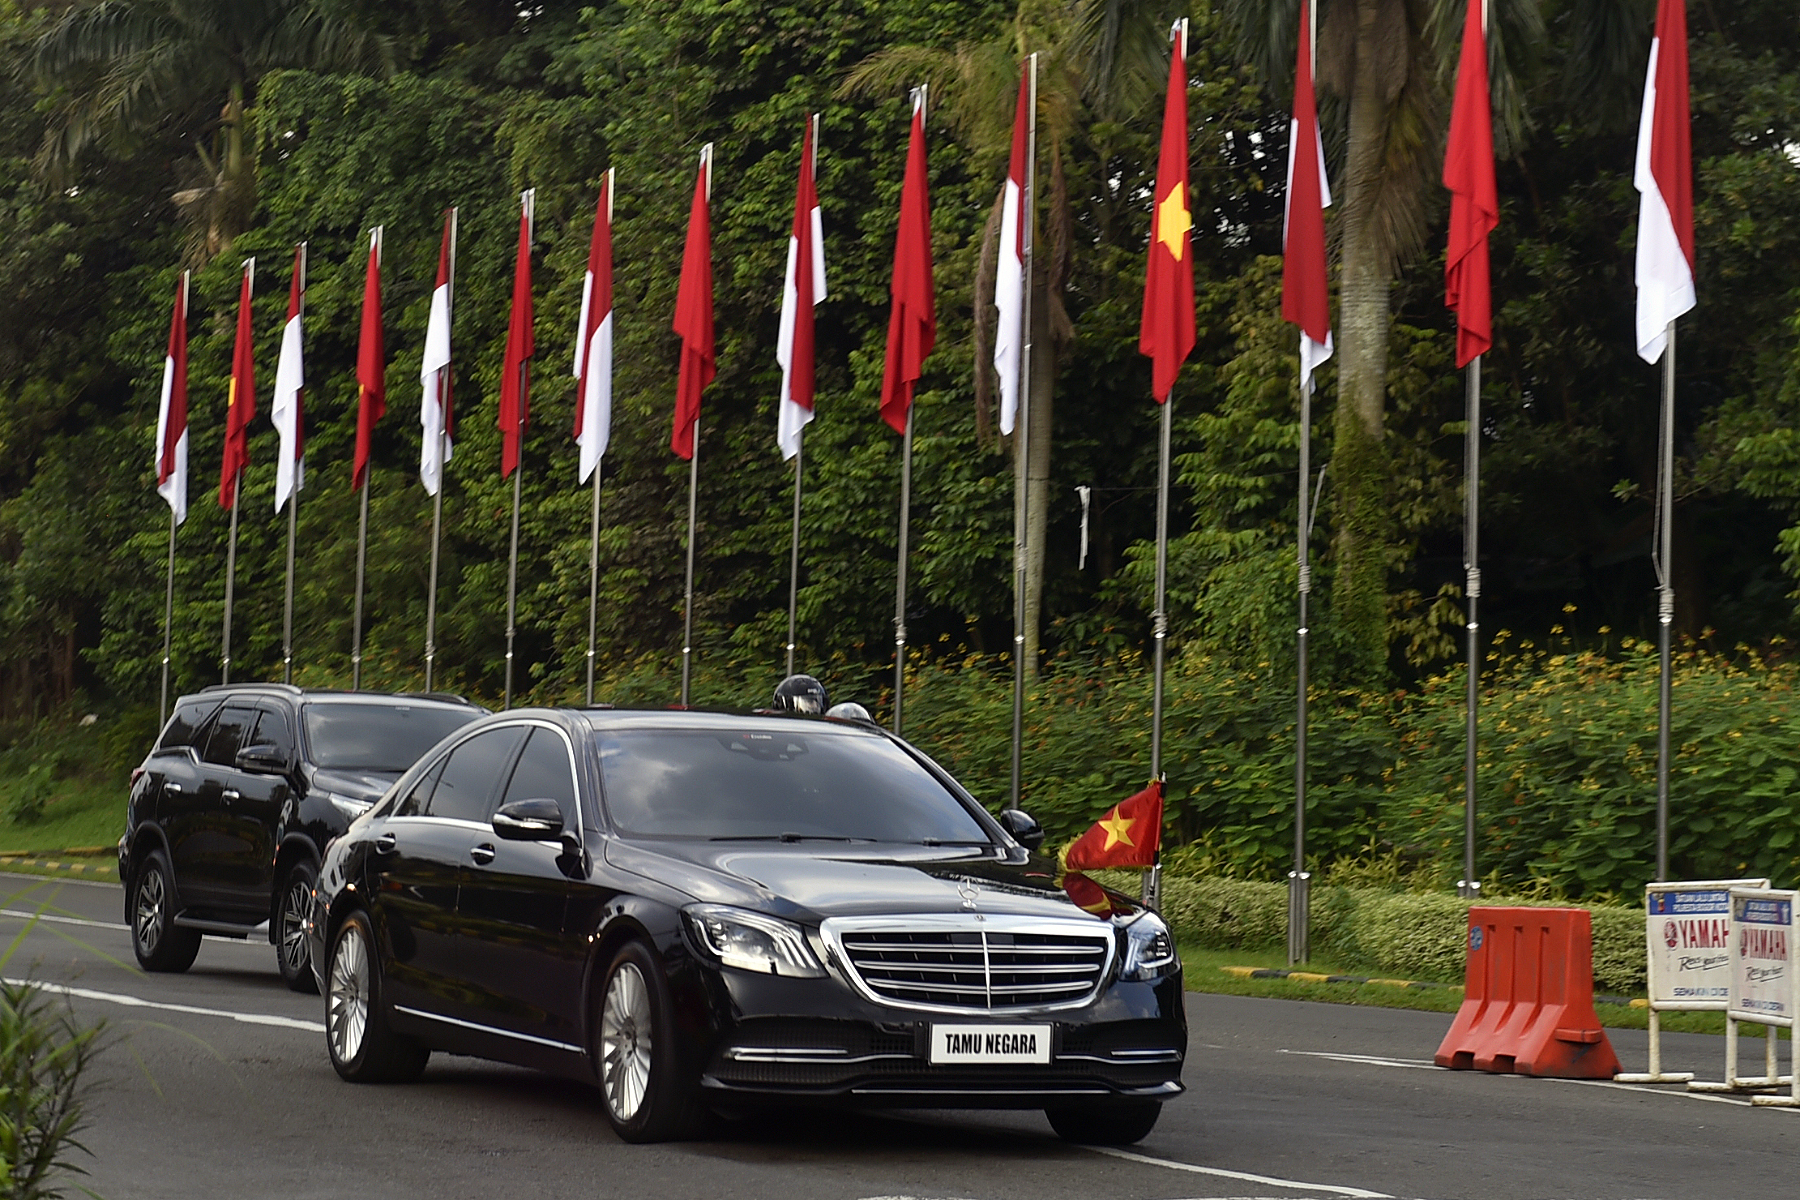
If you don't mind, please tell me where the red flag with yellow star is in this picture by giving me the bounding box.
[1139,29,1193,403]
[1062,780,1164,871]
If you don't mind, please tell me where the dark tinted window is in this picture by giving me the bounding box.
[251,706,295,760]
[596,727,991,843]
[427,727,527,823]
[302,702,479,772]
[156,699,219,753]
[201,706,256,768]
[395,759,445,818]
[500,728,577,824]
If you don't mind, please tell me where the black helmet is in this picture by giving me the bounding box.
[771,674,829,715]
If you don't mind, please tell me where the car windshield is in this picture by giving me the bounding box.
[596,727,993,843]
[303,703,479,772]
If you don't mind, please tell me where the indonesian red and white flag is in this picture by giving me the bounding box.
[880,91,935,435]
[994,66,1030,436]
[272,244,306,511]
[353,228,384,492]
[499,190,534,478]
[777,120,826,461]
[573,173,614,483]
[220,259,256,509]
[1282,1,1333,391]
[671,147,715,461]
[1443,0,1498,368]
[1634,0,1695,363]
[155,272,190,525]
[420,211,455,496]
[1140,27,1194,403]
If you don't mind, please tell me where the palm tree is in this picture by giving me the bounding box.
[31,0,391,259]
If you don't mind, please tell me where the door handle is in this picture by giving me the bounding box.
[221,789,241,802]
[373,833,398,855]
[164,782,184,795]
[469,843,496,866]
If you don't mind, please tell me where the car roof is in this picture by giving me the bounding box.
[176,685,483,712]
[574,707,886,734]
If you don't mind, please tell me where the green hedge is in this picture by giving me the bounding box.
[1159,874,1646,994]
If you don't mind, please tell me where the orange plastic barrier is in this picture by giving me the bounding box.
[1434,906,1621,1078]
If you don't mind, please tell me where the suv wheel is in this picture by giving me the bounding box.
[131,850,200,973]
[326,910,428,1084]
[275,860,319,994]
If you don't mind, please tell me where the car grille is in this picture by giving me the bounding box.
[823,916,1113,1012]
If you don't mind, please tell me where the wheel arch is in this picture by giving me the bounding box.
[267,835,321,942]
[578,898,685,1073]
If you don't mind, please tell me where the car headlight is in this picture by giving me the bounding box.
[684,904,826,979]
[1120,912,1178,981]
[324,793,373,821]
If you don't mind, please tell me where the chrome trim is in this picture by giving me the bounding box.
[722,1047,914,1065]
[393,1005,583,1054]
[820,913,1116,1015]
[1058,1049,1184,1064]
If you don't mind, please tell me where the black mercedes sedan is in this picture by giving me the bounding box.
[306,707,1185,1143]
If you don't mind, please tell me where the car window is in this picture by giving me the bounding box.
[201,706,257,768]
[595,726,993,843]
[156,698,220,754]
[252,706,295,761]
[426,727,528,823]
[500,728,577,825]
[395,758,446,818]
[301,702,480,772]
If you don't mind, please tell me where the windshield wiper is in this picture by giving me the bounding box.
[708,833,874,843]
[915,839,993,847]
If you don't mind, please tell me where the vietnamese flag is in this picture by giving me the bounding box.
[155,271,190,526]
[219,258,256,509]
[1062,780,1164,871]
[777,118,826,461]
[353,228,384,492]
[499,190,535,478]
[671,147,715,460]
[993,66,1029,436]
[1444,0,1498,368]
[1139,31,1194,403]
[573,172,614,483]
[880,91,935,435]
[1282,0,1333,391]
[1634,0,1695,363]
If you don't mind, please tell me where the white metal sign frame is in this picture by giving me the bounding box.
[1689,887,1799,1106]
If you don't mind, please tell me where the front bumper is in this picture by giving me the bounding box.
[690,965,1187,1108]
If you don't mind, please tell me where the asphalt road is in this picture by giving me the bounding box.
[0,872,1789,1200]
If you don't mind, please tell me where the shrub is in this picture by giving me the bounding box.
[0,982,104,1199]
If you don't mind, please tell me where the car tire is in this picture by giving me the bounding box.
[594,941,707,1143]
[274,860,319,994]
[325,910,429,1084]
[130,850,201,973]
[1045,1099,1162,1145]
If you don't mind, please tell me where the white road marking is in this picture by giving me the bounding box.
[1084,1146,1393,1199]
[0,907,126,931]
[3,977,324,1033]
[0,870,119,890]
[1281,1050,1438,1071]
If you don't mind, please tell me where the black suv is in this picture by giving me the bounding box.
[120,685,483,990]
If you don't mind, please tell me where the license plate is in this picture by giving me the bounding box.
[929,1023,1052,1064]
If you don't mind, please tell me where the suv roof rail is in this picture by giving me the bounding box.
[199,682,303,696]
[397,691,481,707]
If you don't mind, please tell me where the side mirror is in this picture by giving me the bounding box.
[997,808,1045,851]
[235,744,289,775]
[492,798,565,842]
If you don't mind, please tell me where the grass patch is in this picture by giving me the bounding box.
[0,775,123,857]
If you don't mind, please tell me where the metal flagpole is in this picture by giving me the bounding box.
[585,175,613,708]
[1008,52,1038,813]
[786,437,803,676]
[504,190,534,711]
[894,407,915,734]
[353,228,380,691]
[1291,371,1313,965]
[424,208,457,692]
[160,510,177,727]
[222,472,240,684]
[681,147,711,710]
[1655,323,1676,881]
[282,242,306,685]
[1460,354,1482,900]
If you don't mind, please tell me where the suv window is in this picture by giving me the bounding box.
[426,727,527,823]
[302,702,479,772]
[157,698,220,754]
[201,706,257,768]
[251,706,295,761]
[500,728,577,825]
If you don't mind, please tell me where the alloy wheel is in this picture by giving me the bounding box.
[134,868,165,951]
[280,879,311,975]
[600,962,653,1121]
[328,924,369,1065]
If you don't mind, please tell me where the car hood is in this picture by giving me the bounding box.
[308,767,400,804]
[604,840,1140,925]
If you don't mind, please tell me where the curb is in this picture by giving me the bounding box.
[0,854,116,877]
[1221,966,1650,1008]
